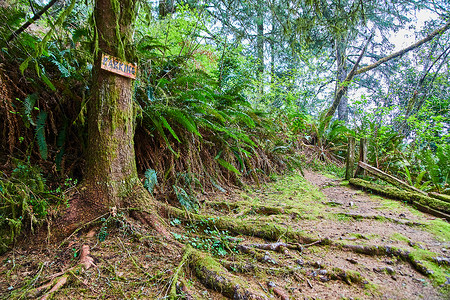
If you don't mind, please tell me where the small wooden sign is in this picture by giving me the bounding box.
[101,53,137,79]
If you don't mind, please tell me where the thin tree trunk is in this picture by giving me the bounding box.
[159,0,173,19]
[256,2,264,95]
[270,2,276,85]
[324,33,372,125]
[335,36,348,122]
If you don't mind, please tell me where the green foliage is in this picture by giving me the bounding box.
[173,185,199,212]
[171,217,240,256]
[97,212,134,242]
[0,161,67,253]
[419,145,450,192]
[35,111,48,160]
[300,113,353,164]
[144,169,158,194]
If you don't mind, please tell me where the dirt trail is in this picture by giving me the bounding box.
[299,170,449,299]
[0,170,448,299]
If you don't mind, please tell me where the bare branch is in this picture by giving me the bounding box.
[7,0,59,43]
[355,19,450,75]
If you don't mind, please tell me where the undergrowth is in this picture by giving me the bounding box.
[0,160,73,253]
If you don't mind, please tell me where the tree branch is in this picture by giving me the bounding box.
[323,32,373,122]
[7,0,59,43]
[355,19,450,76]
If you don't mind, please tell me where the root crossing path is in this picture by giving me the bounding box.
[1,170,449,299]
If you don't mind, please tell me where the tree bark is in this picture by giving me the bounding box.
[256,2,264,95]
[159,0,173,19]
[323,34,372,126]
[85,0,138,211]
[335,37,348,122]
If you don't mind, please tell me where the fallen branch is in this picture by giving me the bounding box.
[355,19,450,76]
[357,162,426,195]
[349,178,450,220]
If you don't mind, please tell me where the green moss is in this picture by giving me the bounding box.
[350,178,450,215]
[426,219,450,242]
[409,248,450,286]
[389,232,409,242]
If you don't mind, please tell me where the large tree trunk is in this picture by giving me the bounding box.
[84,0,138,212]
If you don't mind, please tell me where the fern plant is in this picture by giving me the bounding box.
[420,145,450,192]
[0,161,66,253]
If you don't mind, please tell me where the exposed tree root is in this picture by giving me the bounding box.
[267,281,289,300]
[338,243,434,275]
[207,201,286,217]
[79,244,95,270]
[169,247,192,299]
[162,204,320,244]
[40,275,68,300]
[221,261,256,273]
[176,279,194,300]
[335,212,424,226]
[238,245,279,264]
[329,267,366,285]
[243,242,295,254]
[187,246,266,299]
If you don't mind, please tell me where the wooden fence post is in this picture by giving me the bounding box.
[354,138,367,177]
[345,136,356,180]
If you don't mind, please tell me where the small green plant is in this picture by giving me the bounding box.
[144,169,158,194]
[171,218,241,256]
[97,212,133,242]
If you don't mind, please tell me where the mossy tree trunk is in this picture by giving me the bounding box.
[85,0,138,212]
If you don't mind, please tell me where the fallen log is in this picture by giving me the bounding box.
[357,162,427,195]
[428,192,450,204]
[349,178,450,221]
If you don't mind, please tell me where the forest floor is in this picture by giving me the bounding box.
[0,170,449,299]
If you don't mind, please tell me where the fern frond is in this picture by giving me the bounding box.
[35,111,48,160]
[216,158,241,176]
[23,93,37,127]
[173,185,198,212]
[144,169,158,194]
